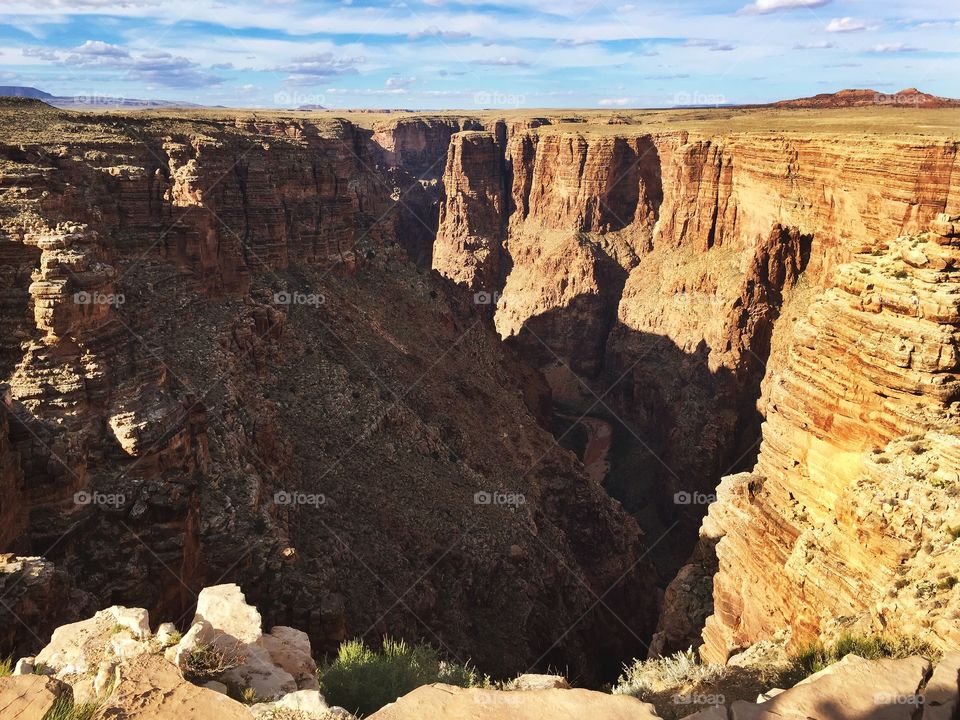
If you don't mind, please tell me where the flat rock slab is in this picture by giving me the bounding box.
[100,654,253,719]
[368,683,661,720]
[732,655,931,720]
[0,674,69,720]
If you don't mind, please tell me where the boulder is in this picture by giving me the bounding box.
[167,619,215,669]
[35,606,152,686]
[155,622,179,648]
[250,689,329,718]
[100,653,253,719]
[109,606,151,640]
[220,643,297,701]
[0,674,71,720]
[923,651,960,720]
[262,625,319,689]
[367,683,661,719]
[193,584,262,645]
[730,655,931,720]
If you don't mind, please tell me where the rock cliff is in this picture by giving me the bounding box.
[432,118,960,577]
[699,218,960,663]
[0,102,656,682]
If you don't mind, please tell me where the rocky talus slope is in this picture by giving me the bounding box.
[698,218,960,663]
[0,102,655,681]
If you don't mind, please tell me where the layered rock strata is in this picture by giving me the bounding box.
[0,103,656,681]
[700,219,960,662]
[432,123,960,584]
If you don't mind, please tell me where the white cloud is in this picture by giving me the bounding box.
[826,17,870,33]
[741,0,831,15]
[385,75,416,88]
[407,25,471,40]
[793,40,836,49]
[598,97,632,106]
[476,56,530,66]
[868,43,919,53]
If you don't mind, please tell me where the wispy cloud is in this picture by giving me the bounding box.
[825,17,872,33]
[793,40,836,49]
[867,43,919,53]
[741,0,831,15]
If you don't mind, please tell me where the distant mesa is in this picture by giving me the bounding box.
[772,87,960,109]
[0,85,202,110]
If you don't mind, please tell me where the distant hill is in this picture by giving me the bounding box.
[0,85,202,110]
[0,86,55,100]
[773,87,960,109]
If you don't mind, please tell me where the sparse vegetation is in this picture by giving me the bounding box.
[611,632,941,720]
[40,697,99,720]
[240,687,260,705]
[791,631,940,677]
[181,642,246,684]
[613,648,724,698]
[317,637,488,717]
[0,656,12,677]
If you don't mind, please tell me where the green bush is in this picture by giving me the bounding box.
[317,637,487,717]
[0,656,12,678]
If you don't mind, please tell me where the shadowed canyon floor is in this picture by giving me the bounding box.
[1,98,960,697]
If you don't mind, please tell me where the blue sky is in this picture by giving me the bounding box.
[0,0,958,108]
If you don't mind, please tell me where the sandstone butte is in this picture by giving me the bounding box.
[1,96,960,710]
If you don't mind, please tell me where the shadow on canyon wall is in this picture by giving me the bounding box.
[513,306,766,585]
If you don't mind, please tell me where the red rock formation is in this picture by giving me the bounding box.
[433,131,506,293]
[700,217,960,662]
[773,87,960,109]
[0,105,657,682]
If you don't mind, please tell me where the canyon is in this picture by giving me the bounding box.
[1,97,959,688]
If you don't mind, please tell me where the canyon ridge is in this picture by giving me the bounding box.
[1,97,959,714]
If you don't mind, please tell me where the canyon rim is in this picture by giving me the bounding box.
[1,1,960,718]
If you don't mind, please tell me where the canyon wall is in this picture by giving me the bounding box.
[0,103,657,682]
[431,119,960,646]
[433,123,960,569]
[699,217,960,662]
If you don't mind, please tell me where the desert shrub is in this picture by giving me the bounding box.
[317,637,485,717]
[182,642,246,684]
[41,696,99,720]
[789,631,940,678]
[0,656,12,677]
[612,647,724,698]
